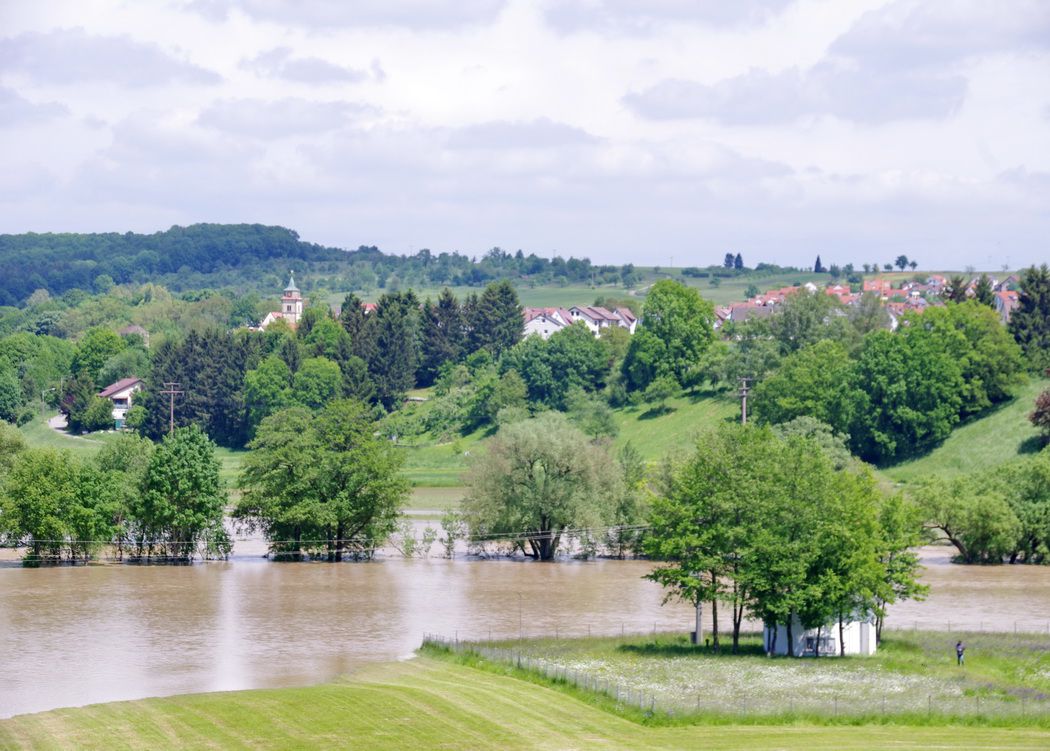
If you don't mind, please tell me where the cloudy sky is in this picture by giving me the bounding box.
[1,0,1048,269]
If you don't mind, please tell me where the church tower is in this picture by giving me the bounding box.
[281,272,303,325]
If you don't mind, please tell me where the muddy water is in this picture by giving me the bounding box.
[1,546,1049,719]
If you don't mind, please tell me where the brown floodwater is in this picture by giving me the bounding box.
[1,546,1048,719]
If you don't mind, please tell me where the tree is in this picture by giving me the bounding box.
[916,478,1020,564]
[1008,264,1050,371]
[753,340,860,437]
[813,255,825,273]
[463,412,623,561]
[744,283,760,300]
[908,260,918,271]
[1031,387,1050,443]
[723,252,735,269]
[973,273,995,306]
[237,400,408,561]
[894,255,909,271]
[81,396,116,432]
[97,347,149,390]
[734,253,744,271]
[303,317,351,361]
[290,357,342,410]
[471,280,522,356]
[71,328,126,387]
[945,274,969,303]
[338,291,376,364]
[848,291,890,335]
[768,289,850,355]
[1,448,77,561]
[0,419,27,473]
[910,302,1024,416]
[850,328,963,463]
[131,426,229,560]
[0,364,22,423]
[645,425,890,654]
[883,263,893,272]
[367,290,421,409]
[643,375,678,414]
[244,354,292,435]
[141,329,252,447]
[622,280,714,391]
[418,288,464,386]
[873,494,928,642]
[95,433,154,553]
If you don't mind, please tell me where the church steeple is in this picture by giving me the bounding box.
[280,270,303,324]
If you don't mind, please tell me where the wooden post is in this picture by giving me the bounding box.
[160,382,183,434]
[739,377,751,425]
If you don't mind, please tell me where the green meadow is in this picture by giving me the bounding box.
[2,657,1046,750]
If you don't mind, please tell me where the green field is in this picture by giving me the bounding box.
[397,390,739,488]
[882,378,1048,484]
[16,413,123,459]
[332,284,629,310]
[1,658,1045,750]
[464,630,1050,722]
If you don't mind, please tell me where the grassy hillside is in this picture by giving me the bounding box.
[882,378,1047,484]
[1,658,1044,750]
[397,390,738,489]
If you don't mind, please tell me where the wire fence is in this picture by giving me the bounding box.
[422,631,1050,721]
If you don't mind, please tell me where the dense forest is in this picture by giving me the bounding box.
[0,223,638,305]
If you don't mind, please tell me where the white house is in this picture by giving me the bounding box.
[568,306,638,336]
[523,307,573,340]
[97,377,144,429]
[763,614,877,657]
[260,273,304,329]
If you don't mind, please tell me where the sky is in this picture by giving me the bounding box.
[1,0,1048,269]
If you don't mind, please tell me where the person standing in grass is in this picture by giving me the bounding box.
[955,641,965,666]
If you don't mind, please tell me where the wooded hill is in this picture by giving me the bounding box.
[0,223,635,305]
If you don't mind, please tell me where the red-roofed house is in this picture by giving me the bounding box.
[523,307,574,339]
[97,377,144,429]
[995,290,1019,324]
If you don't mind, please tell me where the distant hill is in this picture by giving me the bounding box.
[0,223,625,306]
[0,224,347,305]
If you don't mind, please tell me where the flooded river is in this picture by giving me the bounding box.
[2,546,1049,718]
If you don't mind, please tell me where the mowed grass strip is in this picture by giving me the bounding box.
[1,659,1047,750]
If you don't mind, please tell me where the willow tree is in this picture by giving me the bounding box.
[463,412,622,560]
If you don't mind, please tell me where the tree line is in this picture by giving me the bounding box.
[0,425,228,563]
[0,223,633,305]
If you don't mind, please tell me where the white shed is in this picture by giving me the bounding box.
[763,614,876,657]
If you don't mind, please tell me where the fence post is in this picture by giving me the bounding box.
[927,695,931,716]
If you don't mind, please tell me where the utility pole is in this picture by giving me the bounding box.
[160,382,183,434]
[739,377,751,425]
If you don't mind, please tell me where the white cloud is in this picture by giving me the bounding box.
[190,0,507,29]
[0,86,67,125]
[0,28,221,86]
[544,0,795,34]
[0,0,1046,267]
[240,47,371,83]
[197,98,377,138]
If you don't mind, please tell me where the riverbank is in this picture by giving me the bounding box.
[1,658,1047,750]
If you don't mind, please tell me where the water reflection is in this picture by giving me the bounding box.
[1,546,1048,718]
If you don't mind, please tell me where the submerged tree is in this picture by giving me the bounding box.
[463,412,623,561]
[237,400,408,561]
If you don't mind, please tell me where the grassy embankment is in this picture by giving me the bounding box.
[449,630,1050,723]
[2,656,1047,750]
[397,390,738,508]
[882,377,1048,484]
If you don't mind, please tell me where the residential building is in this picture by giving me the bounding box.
[97,377,143,429]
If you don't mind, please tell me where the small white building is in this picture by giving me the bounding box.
[97,377,144,429]
[763,614,877,657]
